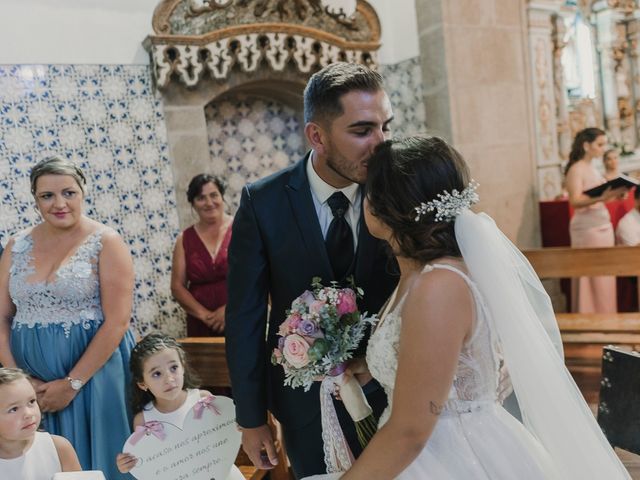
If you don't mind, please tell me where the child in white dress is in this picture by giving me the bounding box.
[0,368,81,480]
[116,333,244,479]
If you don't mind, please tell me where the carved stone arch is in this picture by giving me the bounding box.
[148,1,382,225]
[145,0,381,89]
[161,65,307,110]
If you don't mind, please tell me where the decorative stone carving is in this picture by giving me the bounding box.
[552,13,571,162]
[145,0,381,88]
[527,1,564,199]
[607,0,637,16]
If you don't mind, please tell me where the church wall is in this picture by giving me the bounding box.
[0,1,426,335]
[416,0,539,247]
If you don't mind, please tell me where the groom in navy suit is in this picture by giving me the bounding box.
[226,62,398,478]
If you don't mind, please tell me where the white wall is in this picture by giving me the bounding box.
[0,0,419,66]
[369,0,420,64]
[0,0,158,64]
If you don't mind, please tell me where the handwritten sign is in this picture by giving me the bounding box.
[123,396,241,480]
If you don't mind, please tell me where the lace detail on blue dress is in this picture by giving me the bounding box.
[9,229,105,337]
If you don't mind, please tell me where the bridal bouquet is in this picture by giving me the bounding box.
[271,277,377,467]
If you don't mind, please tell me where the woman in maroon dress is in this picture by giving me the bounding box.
[171,174,233,336]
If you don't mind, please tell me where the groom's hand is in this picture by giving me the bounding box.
[348,357,373,387]
[241,424,279,469]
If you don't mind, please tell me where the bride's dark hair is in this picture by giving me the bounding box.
[365,136,471,264]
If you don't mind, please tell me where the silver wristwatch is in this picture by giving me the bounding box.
[66,376,84,391]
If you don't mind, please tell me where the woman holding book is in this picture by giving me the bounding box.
[565,128,628,313]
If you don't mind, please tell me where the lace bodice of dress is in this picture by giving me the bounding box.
[366,264,501,426]
[9,229,105,337]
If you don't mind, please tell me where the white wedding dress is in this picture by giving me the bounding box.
[305,211,630,480]
[364,263,561,479]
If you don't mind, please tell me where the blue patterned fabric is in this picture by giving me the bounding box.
[9,229,134,479]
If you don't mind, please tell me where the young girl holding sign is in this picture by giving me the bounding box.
[0,368,81,479]
[116,333,243,479]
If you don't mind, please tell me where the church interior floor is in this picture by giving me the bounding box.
[617,448,640,478]
[586,403,640,477]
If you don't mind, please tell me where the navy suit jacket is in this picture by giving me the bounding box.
[226,154,398,430]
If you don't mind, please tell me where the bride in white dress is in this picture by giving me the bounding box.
[306,136,630,479]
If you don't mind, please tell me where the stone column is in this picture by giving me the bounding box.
[552,10,572,165]
[415,0,540,246]
[527,0,564,201]
[158,86,213,230]
[414,0,453,140]
[593,5,626,143]
[625,17,640,150]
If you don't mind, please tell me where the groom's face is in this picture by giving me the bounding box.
[323,88,393,185]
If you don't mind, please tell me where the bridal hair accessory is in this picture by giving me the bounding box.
[414,180,479,222]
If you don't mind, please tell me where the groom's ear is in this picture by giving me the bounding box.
[305,121,328,155]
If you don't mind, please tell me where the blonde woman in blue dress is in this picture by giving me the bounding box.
[0,156,135,478]
[307,136,630,479]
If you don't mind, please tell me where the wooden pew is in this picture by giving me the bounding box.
[522,246,640,402]
[178,337,291,480]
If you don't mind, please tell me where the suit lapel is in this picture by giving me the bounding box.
[286,154,334,281]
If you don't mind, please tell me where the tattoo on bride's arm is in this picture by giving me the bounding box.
[429,401,444,416]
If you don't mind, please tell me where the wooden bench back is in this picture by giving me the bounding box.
[521,245,640,402]
[178,337,230,387]
[522,246,640,278]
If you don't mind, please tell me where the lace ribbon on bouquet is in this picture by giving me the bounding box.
[320,376,355,473]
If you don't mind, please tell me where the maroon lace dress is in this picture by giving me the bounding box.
[182,225,232,336]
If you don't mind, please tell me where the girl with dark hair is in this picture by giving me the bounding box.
[565,128,627,313]
[306,136,629,480]
[171,174,233,336]
[116,333,244,479]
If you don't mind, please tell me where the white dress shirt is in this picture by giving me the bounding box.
[616,208,640,246]
[306,153,361,248]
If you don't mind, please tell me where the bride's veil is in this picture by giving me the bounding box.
[455,209,630,479]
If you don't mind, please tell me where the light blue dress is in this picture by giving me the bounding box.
[9,229,134,479]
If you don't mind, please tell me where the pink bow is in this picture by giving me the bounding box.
[193,395,221,419]
[129,421,166,445]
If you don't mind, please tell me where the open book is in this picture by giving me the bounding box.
[583,173,639,197]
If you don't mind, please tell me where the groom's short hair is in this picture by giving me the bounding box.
[303,62,384,125]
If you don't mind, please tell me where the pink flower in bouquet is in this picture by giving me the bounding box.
[337,289,358,316]
[278,313,300,336]
[283,334,311,368]
[289,314,302,331]
[310,300,326,314]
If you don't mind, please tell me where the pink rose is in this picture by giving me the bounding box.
[282,334,311,368]
[278,314,300,336]
[337,289,357,316]
[289,314,302,331]
[310,300,326,314]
